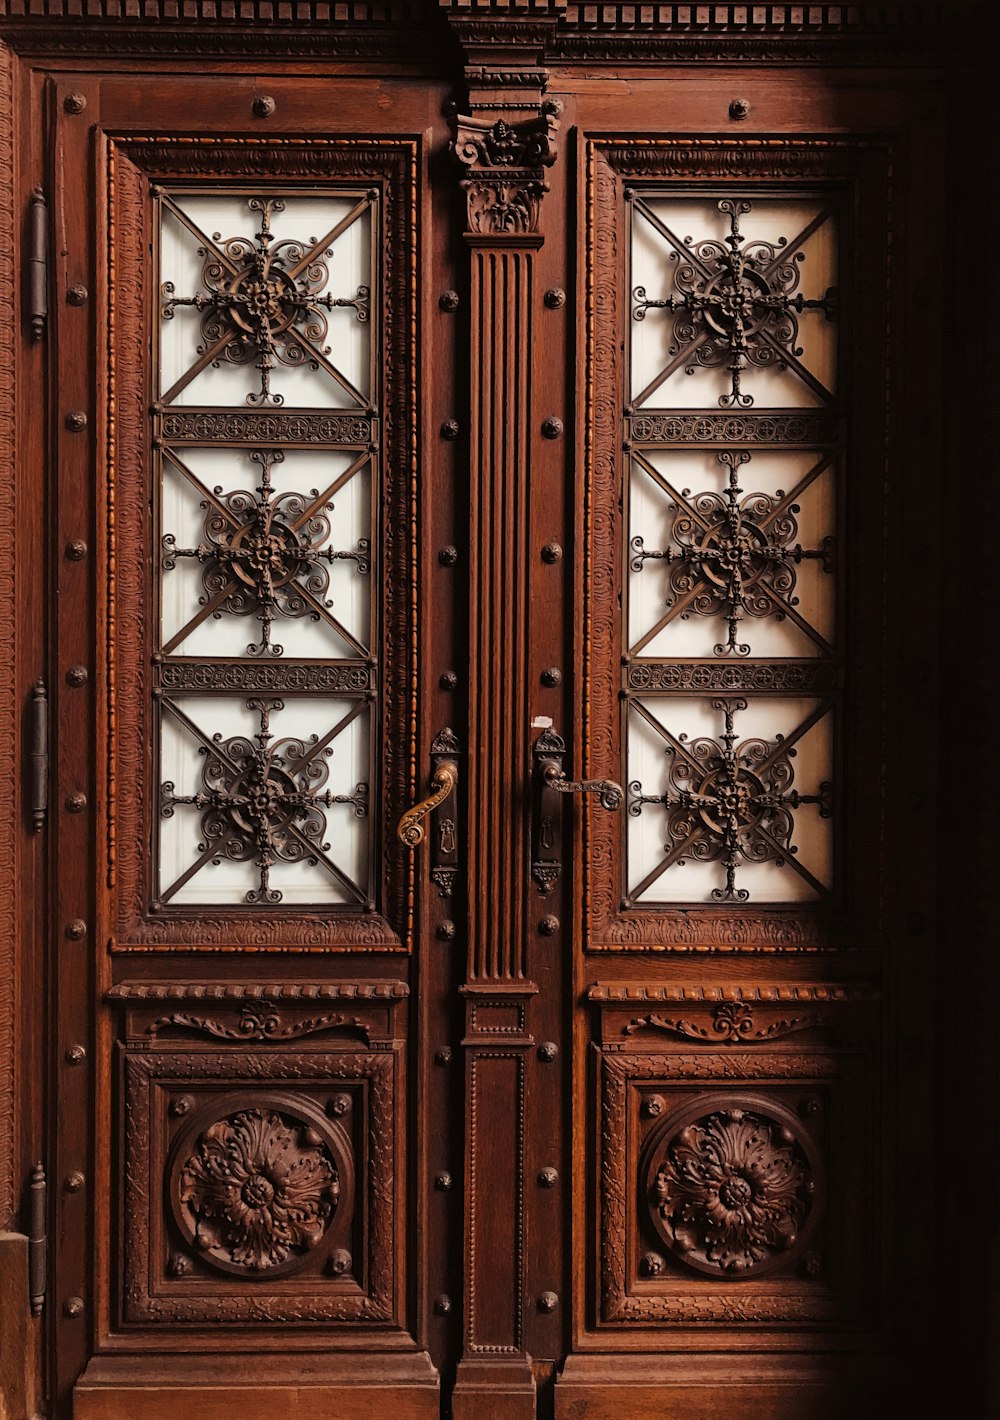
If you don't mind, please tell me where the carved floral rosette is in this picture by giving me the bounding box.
[642,1092,821,1281]
[167,1091,355,1280]
[451,100,561,237]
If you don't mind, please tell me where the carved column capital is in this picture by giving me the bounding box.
[451,100,562,238]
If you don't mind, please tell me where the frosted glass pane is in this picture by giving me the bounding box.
[159,193,372,409]
[158,695,370,906]
[631,197,837,410]
[627,448,835,659]
[160,445,372,659]
[627,696,832,904]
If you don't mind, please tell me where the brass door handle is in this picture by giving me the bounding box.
[397,752,459,847]
[540,758,624,812]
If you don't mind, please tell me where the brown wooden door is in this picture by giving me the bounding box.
[1,15,966,1420]
[46,73,462,1420]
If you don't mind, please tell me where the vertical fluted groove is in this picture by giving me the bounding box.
[467,246,533,983]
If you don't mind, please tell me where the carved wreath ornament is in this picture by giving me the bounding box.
[176,1107,340,1274]
[645,1101,817,1277]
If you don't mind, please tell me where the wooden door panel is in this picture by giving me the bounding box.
[42,71,449,1419]
[562,119,912,1413]
[579,136,890,955]
[104,132,417,951]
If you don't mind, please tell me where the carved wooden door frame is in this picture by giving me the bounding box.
[0,6,995,1420]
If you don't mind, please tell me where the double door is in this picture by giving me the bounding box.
[30,59,943,1420]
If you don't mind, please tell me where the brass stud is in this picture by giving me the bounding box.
[63,1172,85,1193]
[66,285,88,306]
[543,288,566,309]
[541,416,563,440]
[641,1252,665,1277]
[64,1045,86,1066]
[63,1295,85,1318]
[167,1253,192,1277]
[729,97,751,120]
[64,919,87,940]
[541,666,562,688]
[329,1093,351,1117]
[438,545,459,567]
[329,1248,352,1276]
[538,1041,558,1063]
[434,1293,452,1315]
[440,419,460,441]
[437,920,456,941]
[538,914,559,937]
[434,1172,453,1192]
[541,543,562,564]
[538,1167,559,1189]
[537,1291,559,1313]
[65,410,88,432]
[439,671,458,691]
[439,291,460,312]
[252,95,277,118]
[169,1095,193,1118]
[434,1047,452,1067]
[65,540,87,562]
[642,1094,665,1119]
[63,93,87,114]
[65,793,87,814]
[66,666,88,688]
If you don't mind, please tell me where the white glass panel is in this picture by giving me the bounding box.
[627,448,835,659]
[159,193,372,409]
[159,695,370,906]
[631,197,837,410]
[160,446,372,659]
[627,696,832,904]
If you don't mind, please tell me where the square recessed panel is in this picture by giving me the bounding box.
[121,1045,397,1325]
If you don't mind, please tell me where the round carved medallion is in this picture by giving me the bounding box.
[643,1094,820,1279]
[167,1094,353,1278]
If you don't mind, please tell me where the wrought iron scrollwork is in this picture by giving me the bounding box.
[629,449,834,658]
[159,696,369,907]
[628,697,831,904]
[631,196,836,409]
[160,191,372,408]
[162,447,370,657]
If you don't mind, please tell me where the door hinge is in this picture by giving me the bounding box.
[29,679,48,833]
[28,1162,46,1317]
[28,187,48,343]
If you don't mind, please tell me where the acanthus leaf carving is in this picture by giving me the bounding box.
[147,1000,372,1044]
[451,99,561,237]
[645,1102,817,1278]
[623,1000,822,1044]
[177,1107,340,1273]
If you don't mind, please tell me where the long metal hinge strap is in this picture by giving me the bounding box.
[30,680,48,832]
[28,187,48,343]
[28,1162,46,1317]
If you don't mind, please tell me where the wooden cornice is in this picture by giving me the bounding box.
[0,0,982,62]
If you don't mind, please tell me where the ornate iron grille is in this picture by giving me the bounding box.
[625,192,840,906]
[154,187,379,908]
